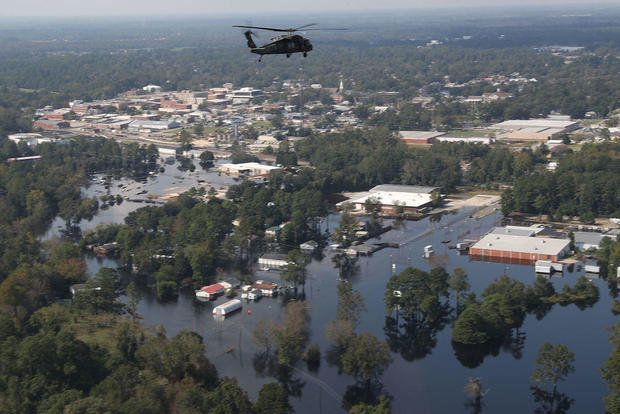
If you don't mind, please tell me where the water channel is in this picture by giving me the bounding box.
[52,159,617,413]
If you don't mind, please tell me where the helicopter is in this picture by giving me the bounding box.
[233,23,345,62]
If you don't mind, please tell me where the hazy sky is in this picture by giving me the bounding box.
[2,0,619,17]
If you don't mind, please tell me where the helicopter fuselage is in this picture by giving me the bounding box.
[247,33,313,58]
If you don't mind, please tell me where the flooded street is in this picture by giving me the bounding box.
[61,165,617,413]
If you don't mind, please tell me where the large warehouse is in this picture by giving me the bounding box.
[218,162,282,177]
[344,184,440,214]
[469,228,571,264]
[489,119,580,141]
[398,131,445,144]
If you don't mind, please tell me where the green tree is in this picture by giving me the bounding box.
[203,377,254,414]
[531,342,575,411]
[341,333,392,384]
[332,207,358,248]
[601,323,620,414]
[280,249,310,293]
[256,382,292,414]
[349,395,392,414]
[449,267,470,313]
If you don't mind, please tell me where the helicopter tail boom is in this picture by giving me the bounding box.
[243,31,257,49]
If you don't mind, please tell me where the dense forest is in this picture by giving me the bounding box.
[502,142,620,220]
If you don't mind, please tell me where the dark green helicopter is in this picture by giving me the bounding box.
[233,24,346,62]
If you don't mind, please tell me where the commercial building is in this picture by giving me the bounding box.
[436,135,493,145]
[8,133,71,147]
[34,119,70,130]
[345,184,440,214]
[218,162,282,177]
[398,131,445,144]
[258,253,290,270]
[470,227,571,264]
[490,119,580,141]
[574,232,606,251]
[128,120,180,131]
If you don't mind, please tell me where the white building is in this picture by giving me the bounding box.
[143,84,162,93]
[490,119,580,141]
[344,184,439,214]
[218,162,282,177]
[258,253,290,270]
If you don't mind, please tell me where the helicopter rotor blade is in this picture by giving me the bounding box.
[233,25,293,32]
[292,23,318,31]
[301,28,348,31]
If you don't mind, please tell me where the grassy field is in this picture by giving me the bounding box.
[445,130,489,137]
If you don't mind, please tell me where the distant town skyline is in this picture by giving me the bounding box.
[1,0,619,17]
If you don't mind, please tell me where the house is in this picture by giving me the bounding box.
[300,240,318,252]
[265,226,281,239]
[253,281,278,296]
[93,242,118,256]
[258,253,290,270]
[195,283,225,300]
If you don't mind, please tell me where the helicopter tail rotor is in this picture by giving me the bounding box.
[243,30,257,49]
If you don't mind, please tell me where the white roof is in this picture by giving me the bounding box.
[220,162,281,171]
[472,233,570,256]
[370,184,439,194]
[490,119,578,130]
[399,131,445,140]
[348,191,433,209]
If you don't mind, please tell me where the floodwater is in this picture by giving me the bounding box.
[63,166,618,413]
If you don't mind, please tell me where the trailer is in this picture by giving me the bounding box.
[585,264,600,274]
[212,299,242,316]
[535,260,552,274]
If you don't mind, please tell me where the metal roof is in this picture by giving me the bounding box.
[471,233,570,256]
[370,184,439,194]
[398,131,445,140]
[490,119,578,130]
[574,232,605,245]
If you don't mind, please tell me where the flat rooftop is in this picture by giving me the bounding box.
[398,131,445,140]
[219,162,281,171]
[471,233,570,256]
[348,191,433,208]
[370,184,439,194]
[490,119,579,130]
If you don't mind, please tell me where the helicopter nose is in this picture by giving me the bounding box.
[307,41,313,51]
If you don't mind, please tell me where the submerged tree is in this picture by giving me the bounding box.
[341,333,392,385]
[601,323,620,414]
[464,377,488,414]
[530,342,575,414]
[449,267,470,314]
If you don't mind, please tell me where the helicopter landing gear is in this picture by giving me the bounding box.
[258,56,263,62]
[286,53,291,58]
[303,52,307,57]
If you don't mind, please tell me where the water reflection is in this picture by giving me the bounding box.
[383,306,450,361]
[253,352,306,398]
[451,329,528,368]
[341,381,389,411]
[530,386,574,414]
[332,253,359,281]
